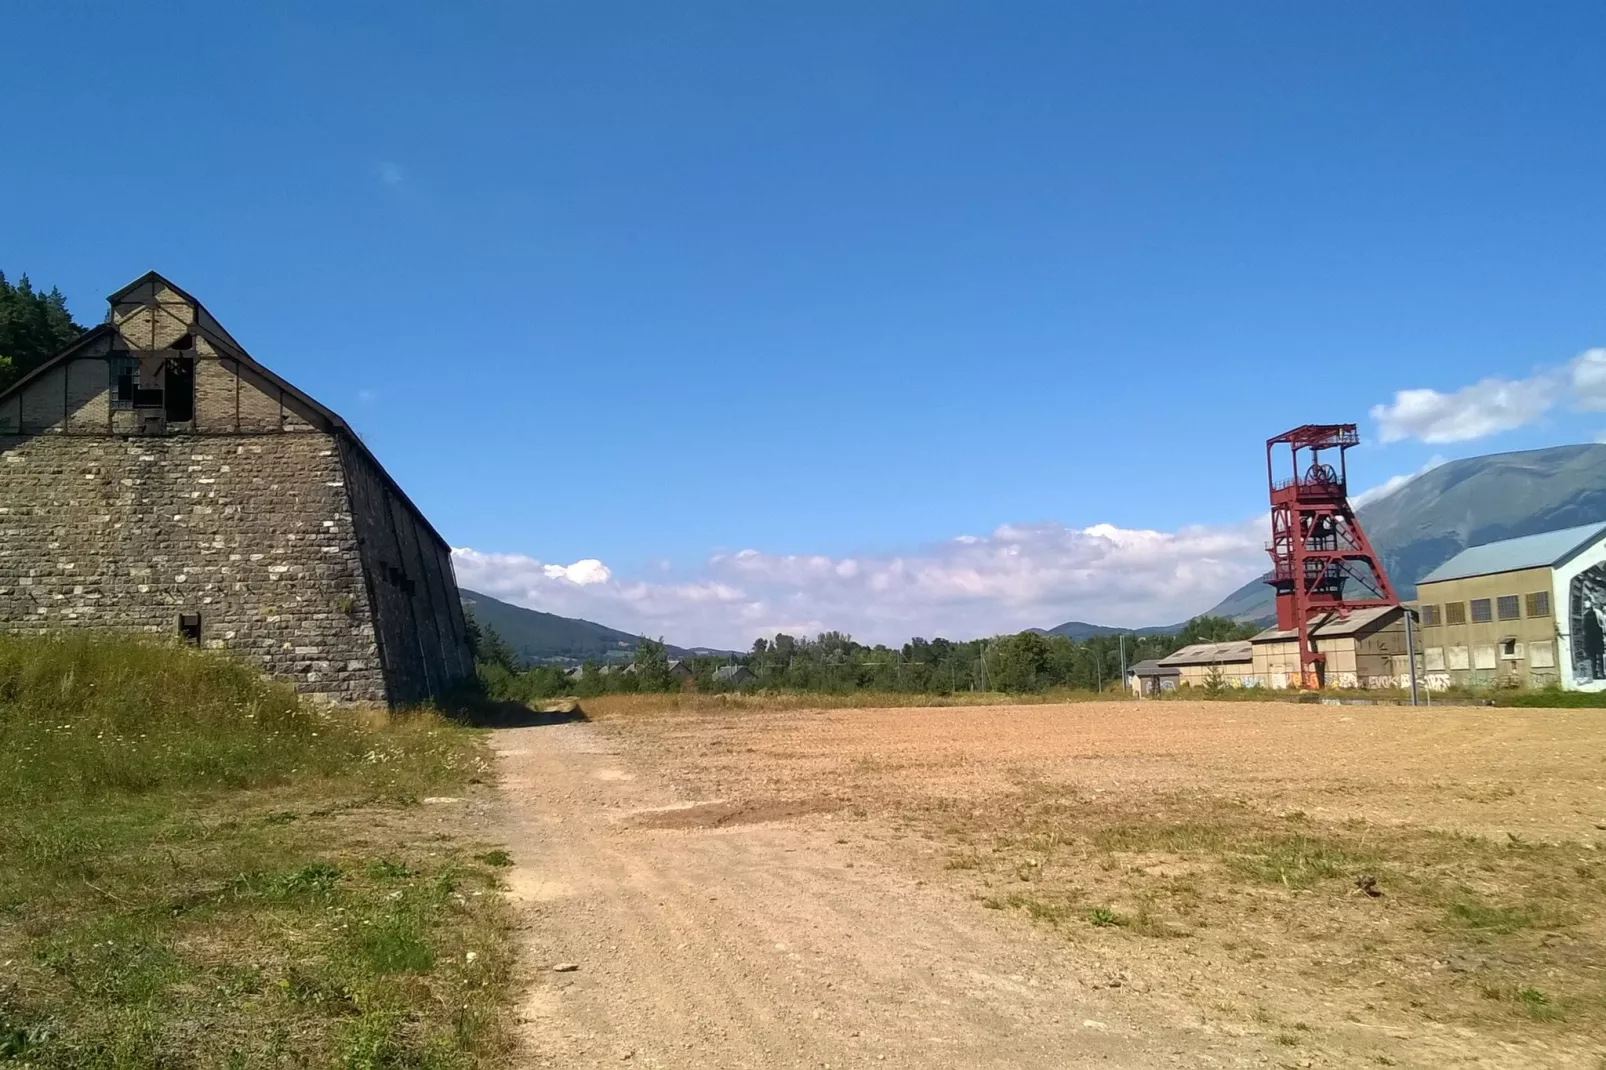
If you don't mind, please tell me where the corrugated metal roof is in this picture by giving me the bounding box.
[1418,522,1606,584]
[1251,604,1402,643]
[1128,658,1179,676]
[1157,640,1253,667]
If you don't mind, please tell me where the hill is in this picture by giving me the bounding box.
[1204,443,1606,621]
[1033,620,1179,640]
[460,588,736,664]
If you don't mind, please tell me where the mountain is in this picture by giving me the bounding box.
[1034,621,1179,640]
[1204,443,1606,621]
[460,589,737,664]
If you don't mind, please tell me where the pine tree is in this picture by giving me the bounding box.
[0,271,85,391]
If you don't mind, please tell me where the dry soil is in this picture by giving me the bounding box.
[491,699,1606,1069]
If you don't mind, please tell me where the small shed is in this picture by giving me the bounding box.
[713,664,756,686]
[1127,658,1180,697]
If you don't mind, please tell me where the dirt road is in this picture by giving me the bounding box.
[492,717,1229,1069]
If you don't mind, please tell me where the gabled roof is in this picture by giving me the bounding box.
[1418,522,1606,585]
[0,271,452,555]
[1129,658,1180,676]
[1250,604,1403,643]
[1157,640,1253,667]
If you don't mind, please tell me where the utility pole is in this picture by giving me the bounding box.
[1403,606,1421,707]
[1119,634,1127,695]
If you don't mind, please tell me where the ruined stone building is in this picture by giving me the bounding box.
[0,272,472,706]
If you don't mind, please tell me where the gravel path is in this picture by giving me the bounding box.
[490,719,1222,1069]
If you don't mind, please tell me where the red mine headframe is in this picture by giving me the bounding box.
[1265,424,1397,688]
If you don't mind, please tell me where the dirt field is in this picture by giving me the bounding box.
[493,699,1606,1068]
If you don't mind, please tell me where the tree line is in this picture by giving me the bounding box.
[0,272,82,391]
[465,611,1261,701]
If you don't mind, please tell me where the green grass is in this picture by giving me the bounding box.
[0,634,514,1068]
[928,784,1606,1040]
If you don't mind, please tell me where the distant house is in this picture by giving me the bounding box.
[712,664,756,686]
[667,659,694,682]
[1156,640,1256,688]
[1127,658,1180,697]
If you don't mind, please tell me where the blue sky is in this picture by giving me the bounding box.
[5,2,1605,644]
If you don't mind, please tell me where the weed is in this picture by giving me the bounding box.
[367,859,415,880]
[1517,987,1558,1021]
[478,849,513,868]
[1443,899,1566,935]
[1087,907,1121,927]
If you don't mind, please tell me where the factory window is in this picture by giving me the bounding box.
[1526,591,1550,617]
[1424,647,1445,671]
[1470,598,1492,623]
[178,612,202,645]
[1500,638,1523,660]
[1473,645,1497,670]
[1496,595,1520,621]
[1444,601,1466,625]
[110,357,137,409]
[1530,640,1555,669]
[1447,646,1470,670]
[1419,604,1441,627]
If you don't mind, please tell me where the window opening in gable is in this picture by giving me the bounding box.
[164,358,194,422]
[110,357,137,409]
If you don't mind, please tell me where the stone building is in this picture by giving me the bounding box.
[0,272,472,706]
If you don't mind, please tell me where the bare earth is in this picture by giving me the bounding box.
[491,700,1606,1069]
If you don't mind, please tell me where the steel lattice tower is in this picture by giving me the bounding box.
[1265,424,1398,688]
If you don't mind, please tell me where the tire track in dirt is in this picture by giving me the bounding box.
[491,720,1234,1069]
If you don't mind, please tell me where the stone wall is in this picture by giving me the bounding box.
[340,438,473,706]
[0,427,389,703]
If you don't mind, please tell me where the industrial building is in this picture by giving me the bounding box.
[1155,640,1255,688]
[0,272,473,706]
[1250,605,1411,689]
[1411,521,1606,692]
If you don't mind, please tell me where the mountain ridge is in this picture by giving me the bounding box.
[460,589,738,664]
[1202,442,1606,621]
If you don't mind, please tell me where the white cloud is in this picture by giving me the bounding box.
[452,518,1270,650]
[542,559,611,585]
[1369,347,1605,444]
[377,161,405,187]
[1571,348,1606,411]
[1351,454,1447,508]
[1370,377,1558,444]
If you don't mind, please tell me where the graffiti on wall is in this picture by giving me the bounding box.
[1570,563,1606,684]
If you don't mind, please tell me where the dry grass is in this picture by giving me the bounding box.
[591,697,1606,1066]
